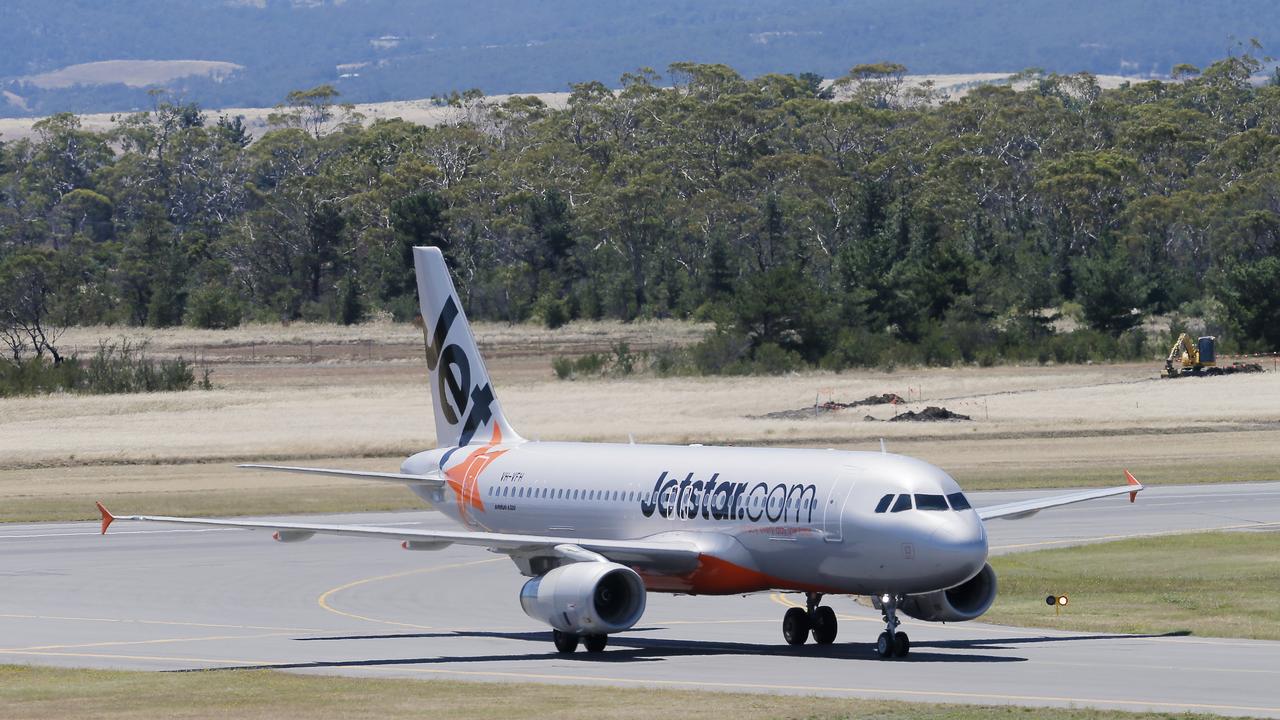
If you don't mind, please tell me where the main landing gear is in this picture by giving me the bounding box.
[874,594,910,659]
[552,629,608,653]
[782,592,839,646]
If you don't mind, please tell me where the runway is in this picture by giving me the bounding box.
[3,482,1280,716]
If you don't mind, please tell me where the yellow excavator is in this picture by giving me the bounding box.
[1162,333,1263,378]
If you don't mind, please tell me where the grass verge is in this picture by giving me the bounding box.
[986,530,1280,640]
[0,664,1233,720]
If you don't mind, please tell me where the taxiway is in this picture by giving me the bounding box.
[2,482,1279,716]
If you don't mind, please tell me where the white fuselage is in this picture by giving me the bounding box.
[402,441,988,596]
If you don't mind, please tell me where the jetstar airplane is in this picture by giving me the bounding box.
[96,246,1145,659]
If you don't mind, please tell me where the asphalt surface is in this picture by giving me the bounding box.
[3,482,1280,716]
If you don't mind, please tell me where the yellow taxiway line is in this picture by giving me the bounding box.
[316,557,505,630]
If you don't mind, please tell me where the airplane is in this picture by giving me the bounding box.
[96,246,1145,659]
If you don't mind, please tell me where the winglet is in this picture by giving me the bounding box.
[95,501,115,535]
[1124,469,1143,503]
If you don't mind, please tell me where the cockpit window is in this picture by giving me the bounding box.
[947,492,972,510]
[890,494,913,513]
[874,494,894,513]
[915,494,948,511]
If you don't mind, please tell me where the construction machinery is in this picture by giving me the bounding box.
[1162,333,1264,378]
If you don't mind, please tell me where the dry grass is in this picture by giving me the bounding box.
[3,321,1277,521]
[0,665,1230,720]
[55,318,710,354]
[985,530,1280,640]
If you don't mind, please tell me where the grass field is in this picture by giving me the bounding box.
[985,530,1280,640]
[0,664,1234,720]
[2,321,1277,522]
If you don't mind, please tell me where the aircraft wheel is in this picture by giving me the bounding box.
[893,631,910,657]
[783,607,810,645]
[876,631,894,658]
[811,606,838,645]
[583,634,608,653]
[553,629,579,653]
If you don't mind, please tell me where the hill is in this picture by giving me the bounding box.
[1,0,1278,116]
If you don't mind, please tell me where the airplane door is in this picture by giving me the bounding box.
[822,468,856,542]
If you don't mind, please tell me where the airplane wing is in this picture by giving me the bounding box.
[94,502,700,573]
[238,464,445,487]
[978,470,1144,521]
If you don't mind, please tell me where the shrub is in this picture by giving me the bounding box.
[533,292,571,329]
[690,330,751,374]
[186,285,244,329]
[0,340,195,396]
[0,357,82,397]
[751,342,804,374]
[551,356,574,380]
[83,340,194,393]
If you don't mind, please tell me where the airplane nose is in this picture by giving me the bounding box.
[929,518,988,577]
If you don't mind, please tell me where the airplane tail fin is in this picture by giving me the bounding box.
[412,246,522,448]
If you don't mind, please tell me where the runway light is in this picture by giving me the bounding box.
[1047,594,1069,615]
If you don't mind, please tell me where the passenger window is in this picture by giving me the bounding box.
[947,492,972,510]
[874,494,894,513]
[573,489,579,500]
[891,494,912,512]
[915,494,948,511]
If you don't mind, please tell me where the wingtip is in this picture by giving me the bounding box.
[1124,469,1143,503]
[95,501,115,534]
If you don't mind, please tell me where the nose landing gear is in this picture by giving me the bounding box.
[874,594,910,659]
[781,592,839,646]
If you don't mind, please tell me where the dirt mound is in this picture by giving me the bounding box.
[754,393,906,420]
[844,393,905,407]
[888,406,971,422]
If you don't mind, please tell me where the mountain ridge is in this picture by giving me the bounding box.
[2,0,1276,117]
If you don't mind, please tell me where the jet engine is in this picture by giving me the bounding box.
[899,562,997,622]
[519,562,646,635]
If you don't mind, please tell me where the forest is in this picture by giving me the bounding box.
[3,55,1280,377]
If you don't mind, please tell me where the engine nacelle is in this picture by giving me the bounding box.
[899,562,997,623]
[519,562,646,634]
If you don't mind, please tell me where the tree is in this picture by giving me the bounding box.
[1074,242,1148,336]
[1216,257,1280,350]
[387,190,448,302]
[729,264,836,362]
[268,85,356,139]
[0,250,64,364]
